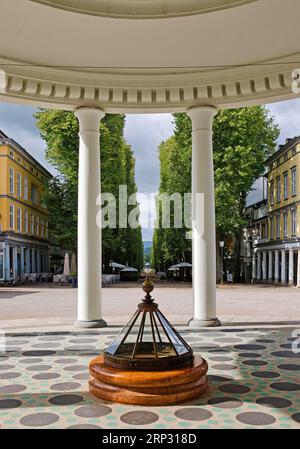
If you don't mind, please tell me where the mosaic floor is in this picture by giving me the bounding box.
[0,325,300,429]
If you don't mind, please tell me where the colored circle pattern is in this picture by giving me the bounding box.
[0,326,299,428]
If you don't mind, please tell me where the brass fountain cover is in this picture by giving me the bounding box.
[104,275,193,371]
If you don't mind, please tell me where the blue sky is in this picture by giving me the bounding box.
[0,99,300,240]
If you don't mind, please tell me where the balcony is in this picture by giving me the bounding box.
[253,205,268,220]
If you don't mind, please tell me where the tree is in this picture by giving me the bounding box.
[36,110,144,271]
[153,106,279,278]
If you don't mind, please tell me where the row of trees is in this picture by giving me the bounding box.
[152,107,279,280]
[35,110,144,271]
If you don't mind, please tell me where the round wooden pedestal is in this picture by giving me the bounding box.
[89,355,209,406]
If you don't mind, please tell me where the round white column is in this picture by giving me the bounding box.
[262,251,267,281]
[288,249,294,286]
[281,249,286,284]
[75,107,107,328]
[252,251,256,282]
[297,249,300,288]
[274,250,280,283]
[268,250,273,282]
[187,106,220,327]
[257,251,262,280]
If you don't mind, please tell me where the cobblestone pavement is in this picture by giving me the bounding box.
[0,325,300,429]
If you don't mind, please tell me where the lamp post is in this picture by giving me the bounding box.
[219,241,225,285]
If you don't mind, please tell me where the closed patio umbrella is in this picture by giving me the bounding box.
[70,253,77,274]
[63,253,70,276]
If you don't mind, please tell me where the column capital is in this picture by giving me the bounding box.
[187,105,218,131]
[75,107,105,132]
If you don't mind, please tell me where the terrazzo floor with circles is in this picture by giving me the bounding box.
[0,325,300,429]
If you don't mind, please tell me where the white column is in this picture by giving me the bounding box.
[281,250,286,284]
[187,106,220,327]
[75,107,107,328]
[257,251,262,280]
[262,251,267,281]
[288,249,294,286]
[268,250,273,282]
[274,250,280,283]
[252,251,256,282]
[297,249,300,287]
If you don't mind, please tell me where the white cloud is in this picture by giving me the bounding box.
[1,99,300,241]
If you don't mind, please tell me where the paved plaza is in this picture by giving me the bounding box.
[0,285,299,429]
[0,284,300,330]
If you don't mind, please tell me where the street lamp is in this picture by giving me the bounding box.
[219,241,225,285]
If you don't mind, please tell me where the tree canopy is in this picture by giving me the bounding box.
[153,106,279,275]
[35,110,144,271]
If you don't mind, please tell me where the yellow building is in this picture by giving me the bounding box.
[252,136,300,285]
[0,130,51,283]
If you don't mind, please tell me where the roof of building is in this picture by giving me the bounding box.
[0,129,52,178]
[265,136,300,166]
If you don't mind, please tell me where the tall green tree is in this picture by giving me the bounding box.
[36,110,143,271]
[153,106,279,279]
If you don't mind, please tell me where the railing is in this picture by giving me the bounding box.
[253,205,268,220]
[254,238,268,245]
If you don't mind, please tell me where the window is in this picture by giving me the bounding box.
[17,208,22,232]
[9,168,14,194]
[284,152,288,161]
[283,213,288,238]
[24,177,28,201]
[292,147,297,156]
[9,150,14,158]
[284,172,289,199]
[0,251,4,280]
[291,167,297,196]
[45,221,48,239]
[31,183,39,204]
[41,219,44,238]
[270,216,274,240]
[31,214,34,235]
[276,177,281,202]
[270,181,274,206]
[9,205,14,229]
[276,214,280,239]
[24,210,28,234]
[291,209,297,236]
[35,215,39,237]
[17,173,21,197]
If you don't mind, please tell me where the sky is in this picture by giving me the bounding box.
[0,98,300,240]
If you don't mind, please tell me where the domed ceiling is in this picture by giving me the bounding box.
[30,0,257,19]
[0,0,299,111]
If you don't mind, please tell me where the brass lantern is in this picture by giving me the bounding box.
[104,275,193,371]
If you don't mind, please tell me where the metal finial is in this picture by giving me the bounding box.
[142,274,154,303]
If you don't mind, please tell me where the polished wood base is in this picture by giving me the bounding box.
[89,355,209,405]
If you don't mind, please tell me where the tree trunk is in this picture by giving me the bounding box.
[233,231,242,282]
[216,229,221,283]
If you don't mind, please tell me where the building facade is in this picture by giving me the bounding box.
[252,137,300,285]
[0,130,51,283]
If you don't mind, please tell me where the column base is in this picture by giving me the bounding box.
[188,317,221,328]
[75,319,107,328]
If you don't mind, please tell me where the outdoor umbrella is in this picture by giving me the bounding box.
[70,253,77,274]
[168,262,192,270]
[63,253,70,276]
[109,261,126,269]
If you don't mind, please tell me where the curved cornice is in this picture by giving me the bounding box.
[29,0,257,19]
[0,54,299,112]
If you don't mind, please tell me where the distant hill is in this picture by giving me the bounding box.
[143,241,152,255]
[143,241,152,264]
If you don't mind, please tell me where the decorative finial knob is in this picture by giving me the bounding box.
[142,274,154,303]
